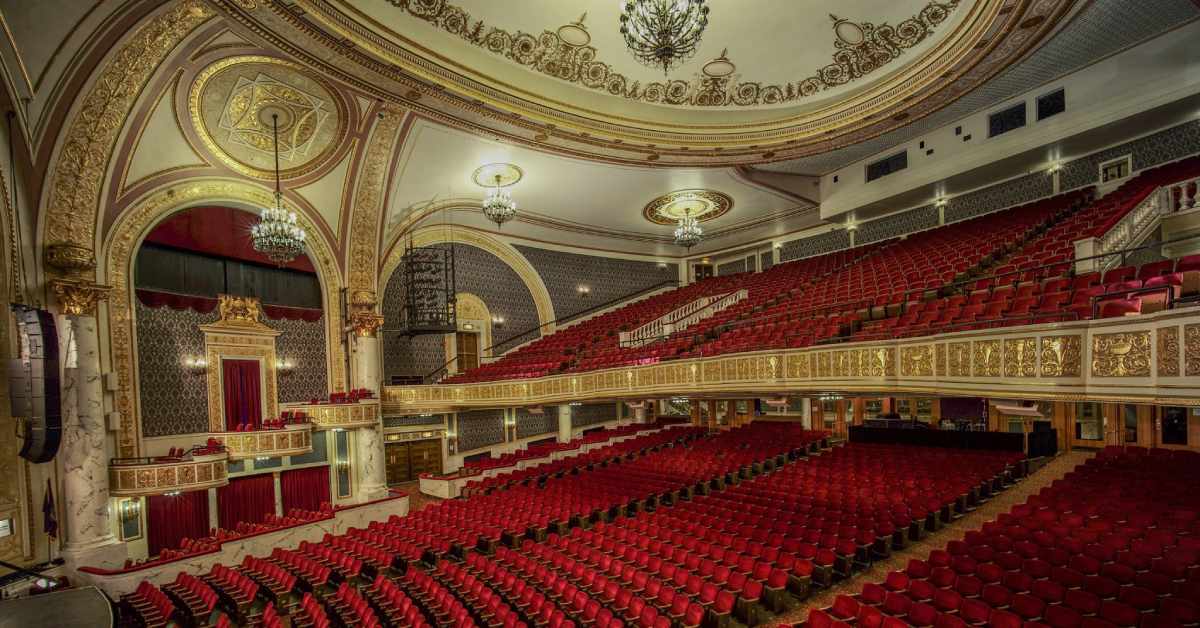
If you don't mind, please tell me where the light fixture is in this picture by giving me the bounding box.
[184,356,208,373]
[619,0,710,74]
[576,285,591,297]
[162,491,182,497]
[275,358,295,374]
[936,197,948,208]
[481,173,517,227]
[251,113,307,265]
[492,315,505,328]
[673,208,703,249]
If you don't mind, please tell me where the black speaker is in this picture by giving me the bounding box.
[8,306,61,463]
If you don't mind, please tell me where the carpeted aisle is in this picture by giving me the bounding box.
[771,449,1095,626]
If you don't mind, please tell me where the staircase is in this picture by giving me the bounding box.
[619,290,748,348]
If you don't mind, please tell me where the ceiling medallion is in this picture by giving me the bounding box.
[250,113,308,265]
[619,0,710,74]
[387,0,959,107]
[473,163,522,227]
[643,189,733,226]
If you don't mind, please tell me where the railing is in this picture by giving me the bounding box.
[1166,175,1200,212]
[1077,186,1171,272]
[419,279,680,383]
[619,290,745,348]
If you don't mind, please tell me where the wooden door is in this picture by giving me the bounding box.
[385,442,412,485]
[409,439,443,477]
[456,332,480,371]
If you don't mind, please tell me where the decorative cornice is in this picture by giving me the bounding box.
[346,107,406,297]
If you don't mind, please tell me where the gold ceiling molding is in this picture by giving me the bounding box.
[188,55,350,180]
[384,1,960,108]
[642,189,733,226]
[379,225,556,329]
[215,0,1074,166]
[43,0,214,272]
[102,179,347,458]
[384,312,1200,411]
[347,106,406,305]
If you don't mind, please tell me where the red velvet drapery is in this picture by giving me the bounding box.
[216,474,276,531]
[147,491,210,557]
[222,359,263,431]
[280,466,331,513]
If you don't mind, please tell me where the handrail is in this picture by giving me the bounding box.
[419,279,681,382]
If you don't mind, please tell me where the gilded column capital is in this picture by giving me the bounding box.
[50,279,112,317]
[348,310,385,338]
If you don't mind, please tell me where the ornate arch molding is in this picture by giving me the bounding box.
[380,225,556,331]
[40,0,215,277]
[346,106,407,315]
[102,179,346,457]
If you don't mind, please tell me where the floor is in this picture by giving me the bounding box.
[394,480,444,513]
[769,449,1095,626]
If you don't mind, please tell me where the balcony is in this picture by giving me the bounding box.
[208,422,314,460]
[283,399,381,430]
[109,451,229,498]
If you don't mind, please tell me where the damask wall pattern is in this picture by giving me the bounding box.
[384,414,446,428]
[456,409,506,451]
[514,245,678,322]
[779,229,852,263]
[571,403,615,429]
[857,205,940,245]
[716,259,747,276]
[943,171,1054,224]
[273,315,329,403]
[135,302,215,437]
[382,243,542,381]
[1059,120,1200,191]
[515,407,557,440]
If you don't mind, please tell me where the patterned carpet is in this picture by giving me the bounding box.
[769,449,1095,626]
[395,481,444,513]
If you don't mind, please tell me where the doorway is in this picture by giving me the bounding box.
[456,331,480,371]
[385,439,444,484]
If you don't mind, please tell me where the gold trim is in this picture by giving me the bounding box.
[642,189,734,226]
[471,163,523,188]
[109,453,229,497]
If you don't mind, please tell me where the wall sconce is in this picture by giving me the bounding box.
[335,458,350,473]
[657,262,668,269]
[491,315,505,329]
[576,285,591,297]
[935,197,948,208]
[276,359,295,374]
[162,490,182,497]
[1047,162,1062,175]
[184,357,207,373]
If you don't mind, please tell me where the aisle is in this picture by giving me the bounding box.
[772,449,1095,625]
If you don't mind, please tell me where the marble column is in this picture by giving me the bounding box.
[557,405,572,443]
[352,336,381,393]
[60,315,122,566]
[355,423,388,502]
[800,398,812,430]
[634,405,647,424]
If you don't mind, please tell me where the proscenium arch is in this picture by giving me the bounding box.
[379,224,556,333]
[101,179,347,457]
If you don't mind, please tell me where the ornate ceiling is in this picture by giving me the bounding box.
[211,0,1077,167]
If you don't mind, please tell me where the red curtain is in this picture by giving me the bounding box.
[217,474,276,531]
[222,359,263,431]
[280,466,331,513]
[147,491,210,557]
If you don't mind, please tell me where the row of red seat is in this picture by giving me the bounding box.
[435,558,529,628]
[364,572,432,627]
[809,446,1200,628]
[402,565,479,628]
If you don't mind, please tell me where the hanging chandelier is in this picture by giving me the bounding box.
[251,113,307,265]
[619,0,710,74]
[673,211,703,249]
[481,174,517,227]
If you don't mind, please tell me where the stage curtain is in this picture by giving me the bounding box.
[147,490,210,557]
[280,466,331,513]
[222,359,263,430]
[217,474,276,531]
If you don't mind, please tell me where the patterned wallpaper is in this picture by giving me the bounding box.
[515,407,558,439]
[571,403,615,428]
[857,205,940,245]
[456,409,506,451]
[273,315,328,403]
[760,252,775,271]
[779,229,852,262]
[515,245,678,322]
[943,171,1054,224]
[382,243,541,381]
[136,301,215,436]
[136,302,329,436]
[1059,120,1200,191]
[384,414,446,428]
[716,258,746,276]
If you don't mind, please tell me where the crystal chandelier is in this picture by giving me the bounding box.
[251,113,307,265]
[481,174,517,227]
[673,211,703,249]
[619,0,710,74]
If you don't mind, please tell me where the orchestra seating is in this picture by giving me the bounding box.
[806,446,1200,628]
[443,155,1200,384]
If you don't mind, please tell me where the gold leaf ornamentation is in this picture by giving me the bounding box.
[1157,327,1180,377]
[1185,325,1200,377]
[1039,335,1081,377]
[1003,338,1037,378]
[900,345,934,377]
[948,342,971,377]
[972,340,1002,377]
[1091,331,1152,378]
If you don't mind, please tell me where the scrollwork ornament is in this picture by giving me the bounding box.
[348,310,385,338]
[50,279,111,317]
[1091,332,1152,378]
[1157,327,1180,377]
[1039,336,1081,377]
[1185,325,1200,377]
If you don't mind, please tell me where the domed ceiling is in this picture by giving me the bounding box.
[212,0,1076,166]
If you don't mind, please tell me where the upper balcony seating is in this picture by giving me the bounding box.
[806,446,1200,628]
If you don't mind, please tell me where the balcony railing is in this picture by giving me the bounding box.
[208,422,314,460]
[109,452,229,497]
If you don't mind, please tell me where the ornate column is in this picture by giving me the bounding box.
[347,296,387,501]
[355,422,388,502]
[52,279,124,567]
[348,304,384,394]
[557,405,572,443]
[800,397,812,430]
[633,405,647,424]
